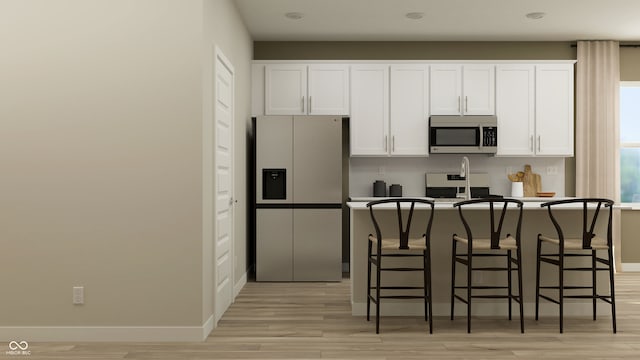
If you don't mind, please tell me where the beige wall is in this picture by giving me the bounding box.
[620,47,640,263]
[622,211,640,263]
[0,0,252,333]
[621,47,640,80]
[254,41,576,60]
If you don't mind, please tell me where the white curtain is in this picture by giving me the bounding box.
[575,40,621,270]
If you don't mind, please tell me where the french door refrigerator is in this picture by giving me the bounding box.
[255,115,342,281]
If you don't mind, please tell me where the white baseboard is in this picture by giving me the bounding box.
[352,301,613,318]
[201,315,214,340]
[234,270,247,299]
[621,263,640,272]
[0,325,208,342]
[0,272,252,343]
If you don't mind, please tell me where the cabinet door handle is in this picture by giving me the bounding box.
[537,135,541,152]
[465,96,468,113]
[392,136,395,152]
[458,96,461,112]
[301,96,305,113]
[530,135,534,152]
[384,135,388,152]
[309,96,312,113]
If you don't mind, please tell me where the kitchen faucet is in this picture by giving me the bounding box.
[460,156,471,200]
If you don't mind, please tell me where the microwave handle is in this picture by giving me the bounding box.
[479,125,484,149]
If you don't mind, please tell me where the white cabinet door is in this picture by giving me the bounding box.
[496,64,535,156]
[430,64,495,115]
[265,64,307,115]
[350,65,389,156]
[390,64,429,156]
[430,64,461,115]
[265,64,349,116]
[463,65,495,115]
[308,64,349,115]
[535,64,574,156]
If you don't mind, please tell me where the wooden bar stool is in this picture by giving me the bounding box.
[535,198,616,333]
[366,198,435,334]
[451,198,524,333]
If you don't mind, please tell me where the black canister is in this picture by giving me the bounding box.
[389,184,403,197]
[373,180,387,197]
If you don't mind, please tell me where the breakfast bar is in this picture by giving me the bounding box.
[348,197,621,318]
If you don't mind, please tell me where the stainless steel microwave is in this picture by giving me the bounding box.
[429,115,497,154]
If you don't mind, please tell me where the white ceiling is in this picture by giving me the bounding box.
[234,0,640,41]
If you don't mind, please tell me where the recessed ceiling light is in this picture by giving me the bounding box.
[285,12,304,20]
[406,12,425,20]
[525,12,546,20]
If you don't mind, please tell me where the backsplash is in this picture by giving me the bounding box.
[349,155,566,198]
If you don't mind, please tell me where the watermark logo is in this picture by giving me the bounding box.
[6,341,30,356]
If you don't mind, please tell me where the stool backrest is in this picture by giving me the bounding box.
[366,198,435,250]
[453,198,524,249]
[540,198,615,248]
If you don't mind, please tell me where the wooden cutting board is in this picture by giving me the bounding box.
[522,165,541,197]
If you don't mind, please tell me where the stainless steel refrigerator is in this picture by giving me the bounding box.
[255,115,342,281]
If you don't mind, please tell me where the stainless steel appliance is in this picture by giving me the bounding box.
[255,116,342,281]
[429,115,498,154]
[425,173,494,199]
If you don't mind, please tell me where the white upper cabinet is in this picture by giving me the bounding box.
[496,64,536,156]
[307,64,350,115]
[350,64,389,156]
[535,64,574,156]
[265,64,349,115]
[254,60,574,158]
[463,65,496,115]
[430,64,495,115]
[390,64,429,156]
[265,64,307,115]
[429,64,461,115]
[496,63,574,157]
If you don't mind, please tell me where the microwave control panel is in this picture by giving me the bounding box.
[482,127,497,147]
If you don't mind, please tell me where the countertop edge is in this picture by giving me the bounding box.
[347,198,631,210]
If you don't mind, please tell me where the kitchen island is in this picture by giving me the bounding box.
[348,197,623,318]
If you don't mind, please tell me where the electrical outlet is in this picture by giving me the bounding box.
[546,166,558,175]
[378,166,385,175]
[506,167,513,176]
[73,286,84,305]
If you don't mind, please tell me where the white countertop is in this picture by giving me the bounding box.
[350,196,571,202]
[347,197,630,210]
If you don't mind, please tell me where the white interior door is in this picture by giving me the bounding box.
[214,48,234,323]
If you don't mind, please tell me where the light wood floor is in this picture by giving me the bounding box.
[18,273,640,359]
